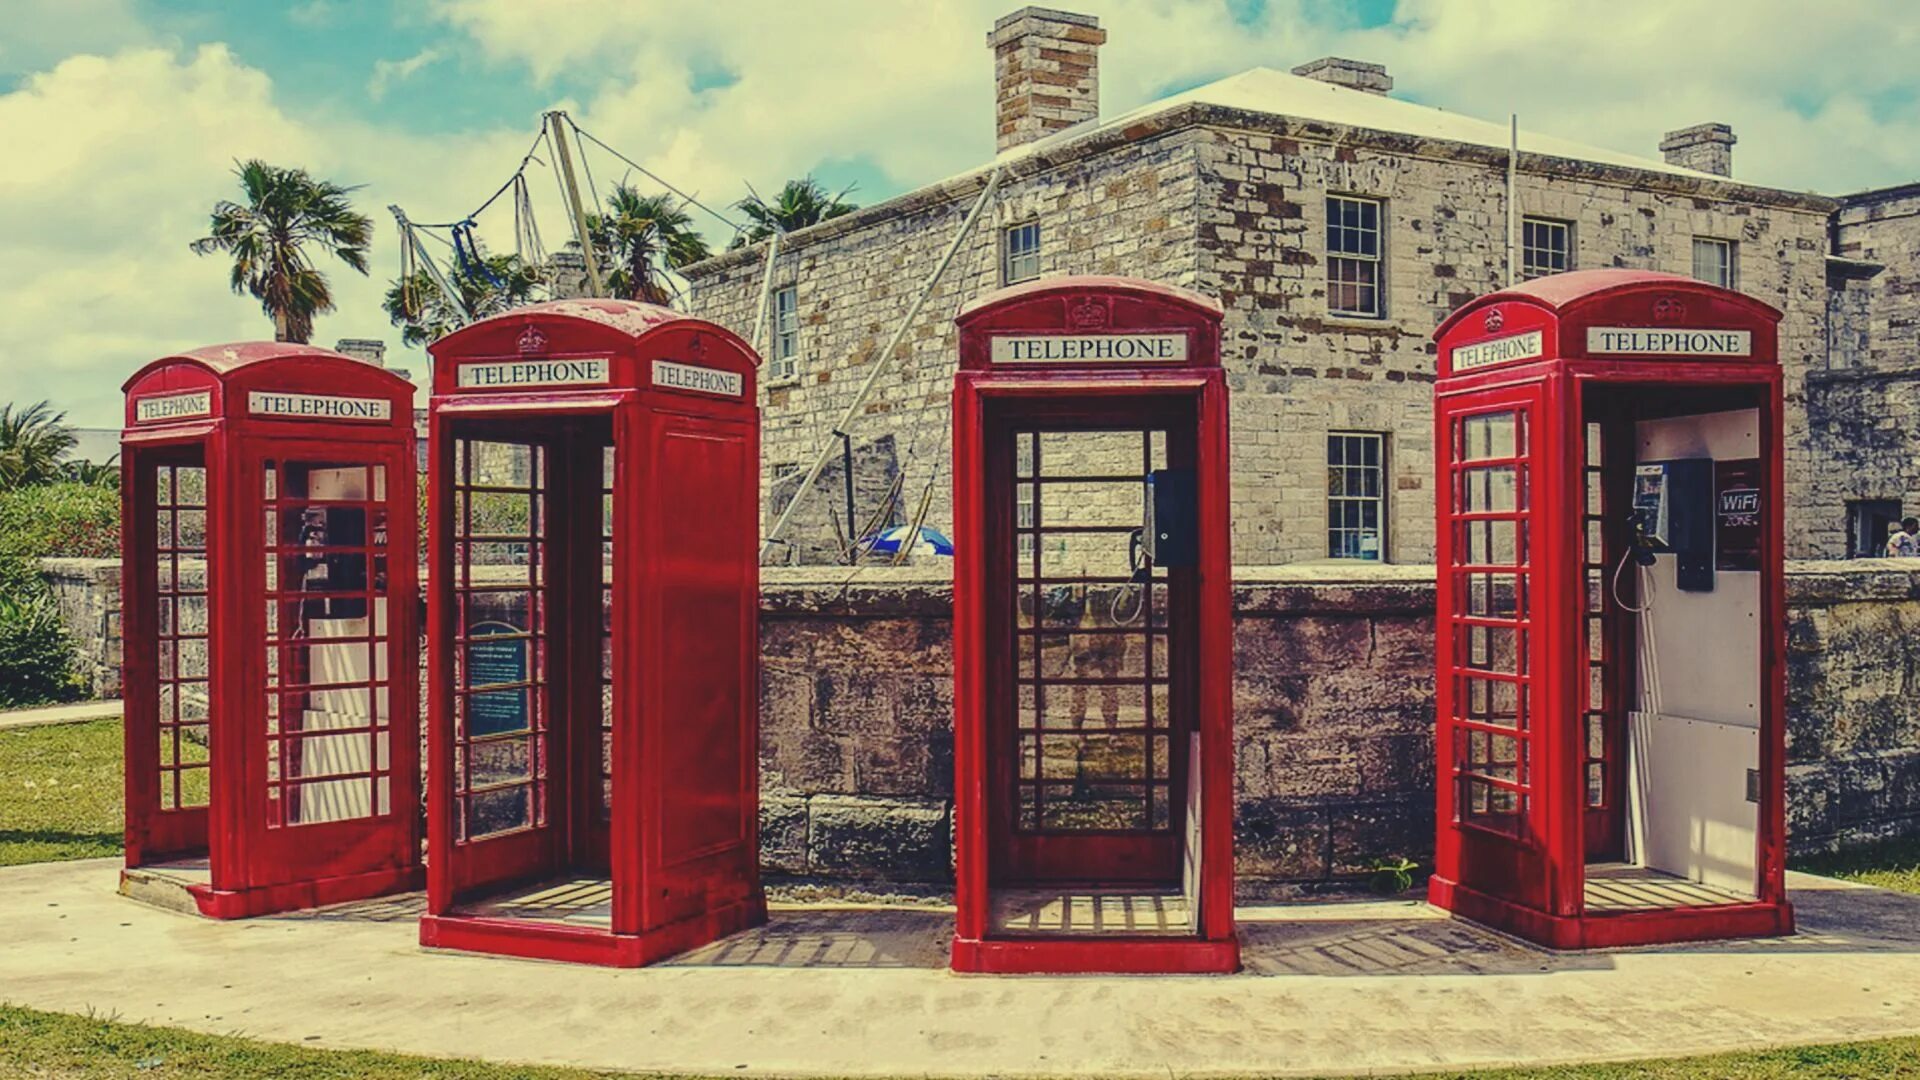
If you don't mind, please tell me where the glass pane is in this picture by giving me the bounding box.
[1460,413,1519,461]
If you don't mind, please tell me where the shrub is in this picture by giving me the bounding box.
[0,591,81,707]
[0,481,120,562]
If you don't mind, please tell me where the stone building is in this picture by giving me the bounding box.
[1813,182,1919,557]
[683,6,1838,566]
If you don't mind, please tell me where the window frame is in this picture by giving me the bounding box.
[1691,236,1736,289]
[1520,216,1573,280]
[1325,194,1386,319]
[1002,220,1041,286]
[1326,430,1389,561]
[769,285,800,385]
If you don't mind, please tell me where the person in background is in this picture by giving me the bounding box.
[1887,517,1920,558]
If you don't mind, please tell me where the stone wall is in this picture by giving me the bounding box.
[48,557,1920,887]
[1810,185,1920,557]
[39,557,121,699]
[685,107,1835,567]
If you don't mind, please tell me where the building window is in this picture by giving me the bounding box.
[1521,217,1572,279]
[1327,432,1387,560]
[770,286,799,384]
[1847,499,1903,558]
[1692,237,1735,289]
[1326,195,1384,318]
[1003,221,1041,285]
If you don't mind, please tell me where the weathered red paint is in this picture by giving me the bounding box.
[1430,269,1793,948]
[120,343,421,918]
[419,299,765,967]
[951,277,1239,974]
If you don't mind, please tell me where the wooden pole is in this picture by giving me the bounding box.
[546,111,605,298]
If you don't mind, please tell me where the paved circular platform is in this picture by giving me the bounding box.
[5,859,1920,1077]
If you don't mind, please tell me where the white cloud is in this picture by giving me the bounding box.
[367,47,444,103]
[0,43,535,426]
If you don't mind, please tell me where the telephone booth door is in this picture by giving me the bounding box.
[1430,270,1793,949]
[952,277,1238,975]
[420,300,765,968]
[120,344,421,918]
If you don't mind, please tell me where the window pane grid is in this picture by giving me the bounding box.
[154,463,211,812]
[1327,432,1386,560]
[262,460,394,827]
[1003,222,1040,285]
[1326,196,1383,317]
[1521,217,1571,279]
[1012,429,1173,834]
[1446,407,1533,835]
[1692,237,1734,288]
[450,439,550,843]
[771,286,799,383]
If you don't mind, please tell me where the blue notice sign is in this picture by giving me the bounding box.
[466,619,529,737]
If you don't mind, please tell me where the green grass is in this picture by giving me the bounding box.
[1793,834,1920,896]
[0,718,121,866]
[2,1004,1920,1079]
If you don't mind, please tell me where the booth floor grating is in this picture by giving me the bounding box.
[991,887,1191,937]
[1583,862,1753,912]
[458,877,612,927]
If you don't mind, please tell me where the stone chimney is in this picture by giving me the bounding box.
[1292,57,1392,95]
[334,338,387,366]
[548,248,589,299]
[1660,122,1736,177]
[988,7,1106,153]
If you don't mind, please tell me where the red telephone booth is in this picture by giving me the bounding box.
[119,343,420,918]
[950,277,1238,974]
[1429,269,1793,949]
[418,299,765,967]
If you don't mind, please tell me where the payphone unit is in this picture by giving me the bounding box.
[951,276,1238,974]
[1429,269,1791,949]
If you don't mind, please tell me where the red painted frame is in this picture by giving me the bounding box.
[119,343,421,918]
[1429,270,1793,949]
[419,300,766,967]
[951,277,1239,974]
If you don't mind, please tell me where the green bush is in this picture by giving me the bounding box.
[0,481,119,560]
[0,482,113,705]
[0,591,81,707]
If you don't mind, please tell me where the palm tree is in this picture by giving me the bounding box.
[0,401,79,489]
[384,252,541,347]
[732,176,858,247]
[190,160,373,343]
[587,185,710,305]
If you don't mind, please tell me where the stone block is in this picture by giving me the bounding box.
[759,789,809,875]
[806,794,951,882]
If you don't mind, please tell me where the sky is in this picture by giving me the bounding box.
[4,0,1917,429]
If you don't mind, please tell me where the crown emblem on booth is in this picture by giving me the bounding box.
[1652,296,1687,323]
[517,326,548,354]
[1483,307,1504,333]
[1068,298,1111,329]
[687,333,707,359]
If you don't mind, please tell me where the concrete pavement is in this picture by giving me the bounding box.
[0,700,119,732]
[4,859,1920,1077]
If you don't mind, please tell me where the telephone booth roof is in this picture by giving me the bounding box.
[955,276,1223,372]
[427,299,759,402]
[1432,269,1782,381]
[122,343,415,434]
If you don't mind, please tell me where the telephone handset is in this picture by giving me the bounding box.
[1113,468,1197,624]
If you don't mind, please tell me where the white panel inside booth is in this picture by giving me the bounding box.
[1182,732,1202,929]
[1622,409,1760,896]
